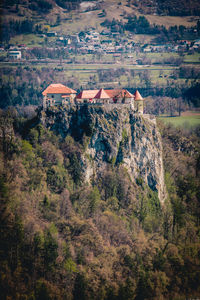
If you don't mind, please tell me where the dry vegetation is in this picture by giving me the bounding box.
[0,108,200,299]
[1,0,199,36]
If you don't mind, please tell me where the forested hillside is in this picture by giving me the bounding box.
[1,0,200,43]
[135,0,200,16]
[0,107,200,299]
[2,0,200,16]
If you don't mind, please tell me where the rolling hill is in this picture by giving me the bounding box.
[1,0,199,39]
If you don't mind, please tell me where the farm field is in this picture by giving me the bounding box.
[0,59,197,91]
[158,111,200,128]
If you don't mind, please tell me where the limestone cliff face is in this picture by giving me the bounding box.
[40,105,166,202]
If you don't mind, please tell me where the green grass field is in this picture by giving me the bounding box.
[158,115,200,128]
[10,34,45,47]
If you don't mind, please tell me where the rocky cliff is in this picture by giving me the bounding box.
[40,104,166,202]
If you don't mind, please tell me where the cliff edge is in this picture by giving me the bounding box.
[40,105,166,202]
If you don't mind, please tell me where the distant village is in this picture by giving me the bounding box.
[42,83,145,114]
[2,28,200,61]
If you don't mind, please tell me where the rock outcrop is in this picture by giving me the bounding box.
[40,105,166,202]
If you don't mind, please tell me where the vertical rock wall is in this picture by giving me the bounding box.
[40,105,166,202]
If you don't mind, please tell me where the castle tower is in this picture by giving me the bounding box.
[134,90,144,114]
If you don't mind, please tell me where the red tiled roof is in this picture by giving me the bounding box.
[76,90,99,99]
[76,88,133,100]
[105,89,133,98]
[134,90,143,101]
[122,89,134,98]
[42,84,76,96]
[94,88,110,99]
[105,89,122,98]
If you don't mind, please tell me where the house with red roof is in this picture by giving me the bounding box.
[42,83,77,108]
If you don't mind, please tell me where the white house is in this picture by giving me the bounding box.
[9,50,21,60]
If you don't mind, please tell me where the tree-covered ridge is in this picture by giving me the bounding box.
[2,0,200,16]
[1,0,82,10]
[0,108,200,299]
[101,16,200,43]
[156,0,200,16]
[132,0,200,16]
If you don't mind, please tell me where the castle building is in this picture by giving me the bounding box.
[42,83,77,108]
[42,84,144,114]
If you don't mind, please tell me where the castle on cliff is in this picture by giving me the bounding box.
[42,83,144,113]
